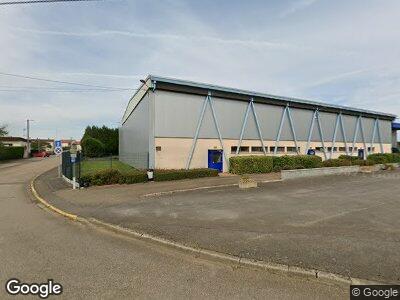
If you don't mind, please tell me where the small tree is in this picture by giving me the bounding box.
[0,125,8,148]
[0,125,7,137]
[81,137,105,157]
[82,125,118,155]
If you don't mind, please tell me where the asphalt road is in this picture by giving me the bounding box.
[0,157,347,299]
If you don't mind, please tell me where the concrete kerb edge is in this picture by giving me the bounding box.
[30,172,387,286]
[87,218,383,285]
[30,175,79,222]
[142,179,283,198]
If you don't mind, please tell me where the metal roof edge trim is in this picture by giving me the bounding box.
[149,75,397,119]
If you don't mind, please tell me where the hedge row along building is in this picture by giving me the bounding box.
[120,75,397,172]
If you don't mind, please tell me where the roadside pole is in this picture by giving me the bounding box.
[58,160,61,178]
[70,142,78,190]
[54,140,63,178]
[72,160,76,190]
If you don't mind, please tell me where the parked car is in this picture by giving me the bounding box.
[31,150,50,158]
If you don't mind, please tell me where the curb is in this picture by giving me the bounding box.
[142,179,283,198]
[30,173,387,286]
[30,175,78,221]
[86,218,382,286]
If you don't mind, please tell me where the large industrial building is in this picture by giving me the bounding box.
[120,75,398,172]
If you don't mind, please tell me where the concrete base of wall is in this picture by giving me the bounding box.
[238,178,258,189]
[281,166,360,180]
[281,163,399,180]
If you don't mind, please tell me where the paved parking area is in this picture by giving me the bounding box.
[38,169,400,283]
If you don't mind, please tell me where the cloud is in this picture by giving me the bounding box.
[14,28,304,51]
[280,0,319,18]
[1,0,399,141]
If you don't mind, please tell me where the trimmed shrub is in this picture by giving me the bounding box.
[322,159,352,167]
[80,168,218,186]
[367,153,395,164]
[154,168,219,181]
[81,137,105,158]
[338,155,362,162]
[80,169,148,186]
[0,146,25,161]
[80,169,121,186]
[118,171,148,184]
[272,155,322,171]
[345,159,371,166]
[390,153,400,163]
[229,156,274,174]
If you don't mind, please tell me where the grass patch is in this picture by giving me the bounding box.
[81,159,139,176]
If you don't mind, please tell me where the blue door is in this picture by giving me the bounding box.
[208,149,223,172]
[358,149,365,159]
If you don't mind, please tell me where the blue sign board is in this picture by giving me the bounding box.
[54,140,62,148]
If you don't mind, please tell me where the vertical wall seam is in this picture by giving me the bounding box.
[251,99,267,155]
[330,113,340,159]
[185,94,209,169]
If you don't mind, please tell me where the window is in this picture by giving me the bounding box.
[327,147,337,152]
[339,147,346,152]
[368,147,375,152]
[239,146,249,152]
[287,147,300,153]
[231,146,249,153]
[349,147,357,152]
[251,146,264,153]
[270,146,285,153]
[212,152,222,163]
[315,147,325,152]
[156,146,162,152]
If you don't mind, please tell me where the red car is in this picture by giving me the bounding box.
[31,150,50,158]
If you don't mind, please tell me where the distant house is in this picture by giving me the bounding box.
[0,136,29,158]
[32,138,55,152]
[61,139,81,151]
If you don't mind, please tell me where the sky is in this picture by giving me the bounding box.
[0,0,399,140]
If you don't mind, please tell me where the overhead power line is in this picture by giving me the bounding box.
[0,0,101,5]
[0,88,130,92]
[0,72,135,91]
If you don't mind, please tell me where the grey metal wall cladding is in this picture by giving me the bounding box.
[119,94,150,169]
[154,91,392,143]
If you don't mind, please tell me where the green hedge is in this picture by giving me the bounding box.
[367,153,400,164]
[80,169,147,186]
[80,168,218,186]
[0,146,25,161]
[154,168,219,181]
[336,155,376,166]
[322,159,353,167]
[229,156,273,174]
[229,155,322,174]
[272,155,322,171]
[338,155,362,162]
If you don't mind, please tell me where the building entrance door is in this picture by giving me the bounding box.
[208,149,223,172]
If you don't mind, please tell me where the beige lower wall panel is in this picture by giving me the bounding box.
[154,137,392,171]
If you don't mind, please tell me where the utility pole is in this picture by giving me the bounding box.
[26,119,30,155]
[26,119,34,156]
